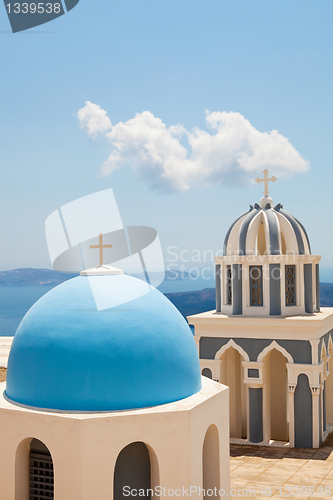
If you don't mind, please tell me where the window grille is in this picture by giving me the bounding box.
[226,265,232,305]
[249,266,263,306]
[30,448,54,500]
[285,265,296,306]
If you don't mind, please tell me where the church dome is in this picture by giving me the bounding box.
[6,273,201,411]
[223,199,311,257]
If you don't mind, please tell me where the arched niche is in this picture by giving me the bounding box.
[202,424,220,500]
[15,437,54,500]
[262,348,288,442]
[114,442,157,500]
[219,346,247,439]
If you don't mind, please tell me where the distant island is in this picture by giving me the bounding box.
[0,268,196,286]
[0,268,332,319]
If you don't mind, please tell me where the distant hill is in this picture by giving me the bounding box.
[0,268,195,286]
[0,268,332,319]
[0,268,78,286]
[166,288,216,317]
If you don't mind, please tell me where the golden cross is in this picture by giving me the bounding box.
[89,233,113,266]
[255,169,277,197]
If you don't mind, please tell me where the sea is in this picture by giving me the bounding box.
[0,276,215,337]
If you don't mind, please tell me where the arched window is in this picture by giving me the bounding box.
[285,265,296,306]
[249,266,263,306]
[15,438,54,500]
[114,442,151,500]
[30,439,54,499]
[203,425,220,499]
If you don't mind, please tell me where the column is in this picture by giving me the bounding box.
[315,263,320,311]
[194,335,201,356]
[288,385,296,447]
[311,385,321,448]
[215,264,221,312]
[323,380,326,433]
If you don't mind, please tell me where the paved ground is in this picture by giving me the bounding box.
[230,433,333,499]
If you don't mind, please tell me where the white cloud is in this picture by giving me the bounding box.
[77,104,309,192]
[77,101,112,139]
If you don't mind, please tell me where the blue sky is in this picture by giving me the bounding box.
[1,0,333,280]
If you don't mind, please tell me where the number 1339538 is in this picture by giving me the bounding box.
[6,3,61,14]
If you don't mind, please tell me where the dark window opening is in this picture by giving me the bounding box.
[227,265,232,305]
[202,368,213,379]
[114,442,151,500]
[285,265,296,306]
[250,266,263,306]
[30,439,54,500]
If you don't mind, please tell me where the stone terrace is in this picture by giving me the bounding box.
[230,434,333,499]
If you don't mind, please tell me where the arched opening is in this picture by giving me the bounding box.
[280,232,287,255]
[219,347,247,439]
[256,223,267,255]
[15,438,54,500]
[114,442,151,500]
[203,425,220,499]
[294,374,313,448]
[202,368,212,379]
[264,349,288,442]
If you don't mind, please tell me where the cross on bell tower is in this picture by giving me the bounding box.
[255,169,277,197]
[89,233,113,266]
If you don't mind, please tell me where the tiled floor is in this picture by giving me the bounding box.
[230,434,333,499]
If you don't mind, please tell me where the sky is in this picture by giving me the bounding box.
[1,0,333,280]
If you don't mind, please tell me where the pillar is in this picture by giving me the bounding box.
[311,385,320,448]
[215,264,221,313]
[288,384,296,447]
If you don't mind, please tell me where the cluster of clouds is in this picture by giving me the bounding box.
[77,101,309,192]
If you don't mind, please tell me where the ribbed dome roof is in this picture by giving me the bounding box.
[223,198,311,256]
[6,274,201,412]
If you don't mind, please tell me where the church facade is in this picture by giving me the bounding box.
[189,171,333,448]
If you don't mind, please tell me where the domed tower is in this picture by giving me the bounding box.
[217,170,320,316]
[188,171,333,450]
[0,267,230,499]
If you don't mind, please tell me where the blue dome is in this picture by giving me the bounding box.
[6,274,201,411]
